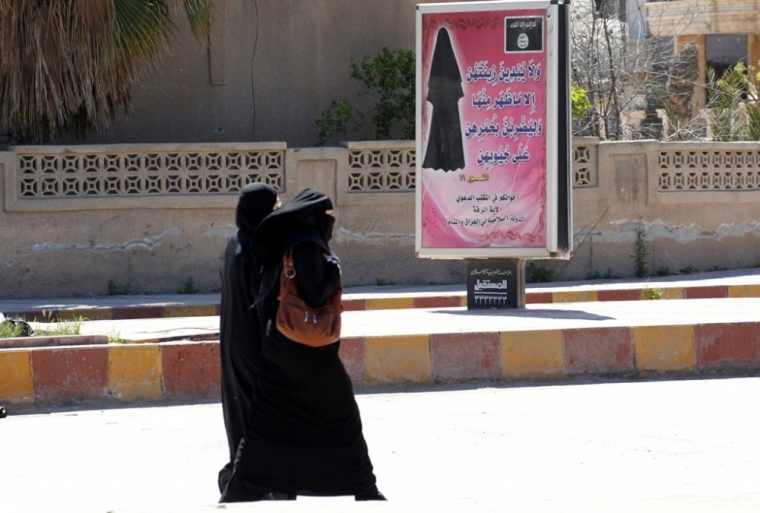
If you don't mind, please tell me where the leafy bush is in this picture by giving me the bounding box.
[526,262,554,283]
[707,64,749,141]
[643,286,664,300]
[707,62,760,142]
[179,277,198,295]
[586,268,612,280]
[0,318,29,338]
[571,85,592,119]
[316,48,414,146]
[630,227,649,278]
[656,266,671,277]
[316,100,363,147]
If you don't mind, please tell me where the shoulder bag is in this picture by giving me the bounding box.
[275,249,342,347]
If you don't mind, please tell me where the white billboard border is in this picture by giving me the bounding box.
[415,0,565,260]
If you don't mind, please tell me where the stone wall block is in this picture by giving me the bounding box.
[338,337,366,382]
[108,344,164,402]
[693,323,760,369]
[632,325,696,375]
[500,330,565,378]
[0,350,35,404]
[430,332,501,381]
[31,346,109,403]
[365,335,432,385]
[563,327,635,375]
[161,342,221,399]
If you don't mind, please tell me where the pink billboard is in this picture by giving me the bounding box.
[416,3,559,257]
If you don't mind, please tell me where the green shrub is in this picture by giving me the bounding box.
[643,286,664,300]
[33,311,85,336]
[571,85,592,119]
[526,262,554,283]
[179,277,197,295]
[630,227,649,278]
[316,48,414,145]
[707,62,760,142]
[0,319,27,338]
[315,99,363,147]
[108,279,131,296]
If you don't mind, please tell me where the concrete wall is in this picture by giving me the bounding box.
[0,141,463,299]
[63,0,467,148]
[2,139,760,299]
[563,139,760,280]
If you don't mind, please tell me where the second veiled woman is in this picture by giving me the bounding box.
[218,182,279,492]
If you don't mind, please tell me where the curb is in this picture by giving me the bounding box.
[2,304,221,322]
[0,335,109,349]
[4,283,760,322]
[2,321,760,406]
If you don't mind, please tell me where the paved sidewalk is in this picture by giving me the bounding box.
[3,379,760,512]
[2,292,757,344]
[56,295,760,341]
[1,268,759,321]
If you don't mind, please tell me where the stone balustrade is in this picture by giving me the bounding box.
[1,138,759,298]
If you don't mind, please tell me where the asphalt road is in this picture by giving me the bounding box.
[2,377,760,513]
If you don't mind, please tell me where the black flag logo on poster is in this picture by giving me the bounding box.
[505,16,543,53]
[422,28,465,172]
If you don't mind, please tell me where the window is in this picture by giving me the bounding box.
[706,34,748,78]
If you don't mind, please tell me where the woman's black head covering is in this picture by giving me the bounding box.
[235,183,278,260]
[253,188,334,265]
[236,183,279,232]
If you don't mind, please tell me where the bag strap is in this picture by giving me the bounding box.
[277,249,297,302]
[277,248,344,311]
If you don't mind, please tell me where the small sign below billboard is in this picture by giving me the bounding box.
[466,258,525,309]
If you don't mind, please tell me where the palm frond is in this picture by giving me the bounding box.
[0,0,213,142]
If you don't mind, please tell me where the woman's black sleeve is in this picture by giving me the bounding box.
[292,242,340,308]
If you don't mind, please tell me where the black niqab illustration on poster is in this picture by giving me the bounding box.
[422,28,465,172]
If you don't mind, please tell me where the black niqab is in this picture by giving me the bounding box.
[235,183,279,257]
[252,188,334,266]
[422,28,466,172]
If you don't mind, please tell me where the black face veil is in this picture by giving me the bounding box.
[422,28,466,172]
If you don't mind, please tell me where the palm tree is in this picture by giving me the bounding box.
[0,0,212,143]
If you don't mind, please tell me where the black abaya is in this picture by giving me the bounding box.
[219,235,259,462]
[221,189,381,501]
[219,183,278,490]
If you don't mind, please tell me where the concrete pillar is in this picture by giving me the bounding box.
[749,34,760,80]
[676,34,706,112]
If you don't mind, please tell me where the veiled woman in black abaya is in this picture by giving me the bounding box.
[220,189,385,503]
[218,182,279,492]
[422,27,465,171]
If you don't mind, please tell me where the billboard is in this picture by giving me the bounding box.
[416,0,572,259]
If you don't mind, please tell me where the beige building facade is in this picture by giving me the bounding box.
[647,0,760,111]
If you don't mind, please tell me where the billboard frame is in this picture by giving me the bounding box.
[415,0,572,261]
